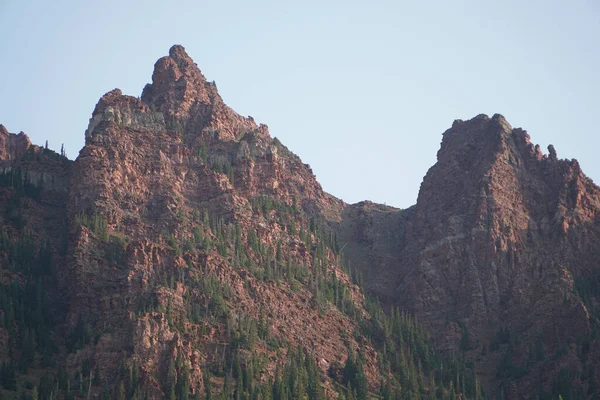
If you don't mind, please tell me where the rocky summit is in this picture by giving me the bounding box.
[0,45,598,400]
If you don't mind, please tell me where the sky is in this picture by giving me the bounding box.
[0,0,598,208]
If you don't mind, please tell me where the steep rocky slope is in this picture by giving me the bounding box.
[340,114,600,398]
[0,46,477,400]
[61,45,375,398]
[1,45,599,400]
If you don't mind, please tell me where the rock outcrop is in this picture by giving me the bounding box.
[62,45,370,397]
[0,125,31,161]
[1,45,600,400]
[341,113,600,398]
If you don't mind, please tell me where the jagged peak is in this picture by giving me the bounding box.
[100,88,123,101]
[420,114,531,207]
[92,89,124,114]
[84,88,165,143]
[137,46,259,142]
[0,126,31,161]
[449,113,512,134]
[440,114,576,169]
[0,125,31,142]
[164,44,205,80]
[141,44,211,109]
[80,46,261,147]
[168,44,194,64]
[439,113,516,170]
[89,88,149,120]
[419,114,595,218]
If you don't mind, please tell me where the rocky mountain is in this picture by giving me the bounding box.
[0,45,599,400]
[341,114,600,398]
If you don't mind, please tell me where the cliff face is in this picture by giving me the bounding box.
[0,125,31,161]
[2,45,600,399]
[63,45,367,398]
[341,114,600,397]
[0,47,366,400]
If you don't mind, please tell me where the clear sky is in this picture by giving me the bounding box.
[1,0,598,208]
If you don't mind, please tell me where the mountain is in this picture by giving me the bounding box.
[0,45,598,400]
[341,114,600,398]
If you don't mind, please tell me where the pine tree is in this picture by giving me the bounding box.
[342,349,368,400]
[166,357,177,398]
[168,386,176,400]
[221,373,233,400]
[129,360,139,398]
[380,379,393,400]
[204,369,213,400]
[346,382,354,400]
[176,365,190,400]
[428,375,437,400]
[475,377,482,400]
[118,381,126,400]
[306,353,323,400]
[272,374,284,400]
[343,349,357,387]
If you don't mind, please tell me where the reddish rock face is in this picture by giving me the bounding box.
[140,44,258,143]
[341,113,600,397]
[2,45,600,399]
[0,125,31,161]
[63,45,365,397]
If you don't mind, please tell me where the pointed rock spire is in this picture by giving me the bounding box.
[168,44,196,68]
[139,45,258,142]
[141,44,213,113]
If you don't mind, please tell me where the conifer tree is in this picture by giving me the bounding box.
[428,375,437,400]
[118,381,126,400]
[204,369,213,400]
[166,357,177,399]
[221,373,233,400]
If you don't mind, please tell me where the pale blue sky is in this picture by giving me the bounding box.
[1,0,598,208]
